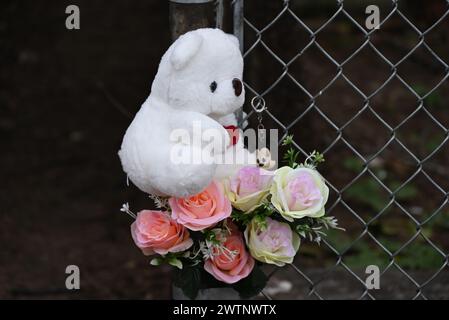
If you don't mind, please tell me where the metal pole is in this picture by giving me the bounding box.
[216,0,235,34]
[232,0,244,52]
[232,0,244,125]
[169,0,216,41]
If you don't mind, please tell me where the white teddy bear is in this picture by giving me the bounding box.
[119,28,255,198]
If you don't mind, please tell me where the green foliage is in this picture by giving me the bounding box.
[282,135,325,169]
[326,215,444,271]
[345,175,417,212]
[304,150,325,168]
[231,202,272,228]
[425,210,449,230]
[381,238,444,270]
[345,178,388,212]
[325,228,354,252]
[293,216,344,244]
[412,84,443,109]
[282,135,299,168]
[390,182,418,201]
[232,265,268,299]
[337,236,444,270]
[168,257,183,269]
[203,229,221,246]
[283,147,300,168]
[343,155,418,204]
[344,157,390,212]
[377,216,416,238]
[282,134,294,146]
[345,241,389,269]
[253,214,268,231]
[150,254,183,269]
[397,243,443,269]
[424,136,444,154]
[173,264,268,300]
[326,229,388,269]
[343,156,364,173]
[329,154,442,271]
[231,209,253,226]
[173,265,202,299]
[150,257,163,266]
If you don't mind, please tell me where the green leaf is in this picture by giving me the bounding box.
[173,265,202,299]
[168,257,183,269]
[282,135,294,146]
[150,257,163,266]
[199,268,228,289]
[231,208,253,226]
[232,265,268,299]
[283,147,300,168]
[253,215,268,230]
[309,150,325,167]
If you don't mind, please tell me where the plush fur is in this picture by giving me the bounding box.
[119,28,255,198]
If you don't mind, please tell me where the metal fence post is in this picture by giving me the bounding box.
[232,0,245,126]
[169,0,216,41]
[232,0,244,52]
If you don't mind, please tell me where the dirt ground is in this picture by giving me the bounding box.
[1,1,448,299]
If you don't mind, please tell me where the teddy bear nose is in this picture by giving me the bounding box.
[232,78,243,97]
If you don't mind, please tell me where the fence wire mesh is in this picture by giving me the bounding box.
[231,0,449,299]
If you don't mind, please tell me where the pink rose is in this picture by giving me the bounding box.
[225,166,273,212]
[286,172,322,210]
[169,181,232,231]
[245,217,300,266]
[204,226,255,284]
[131,210,193,255]
[230,166,273,197]
[270,167,329,221]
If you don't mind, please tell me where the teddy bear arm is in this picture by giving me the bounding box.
[169,110,230,154]
[151,150,217,197]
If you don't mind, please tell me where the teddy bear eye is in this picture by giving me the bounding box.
[210,81,217,93]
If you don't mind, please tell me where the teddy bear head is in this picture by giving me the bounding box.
[151,28,244,116]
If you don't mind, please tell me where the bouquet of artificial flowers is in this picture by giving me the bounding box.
[121,136,343,299]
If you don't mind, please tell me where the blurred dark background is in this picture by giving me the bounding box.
[1,0,172,299]
[1,0,448,299]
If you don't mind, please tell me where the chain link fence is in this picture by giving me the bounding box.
[230,0,449,299]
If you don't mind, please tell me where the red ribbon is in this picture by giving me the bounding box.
[224,125,239,146]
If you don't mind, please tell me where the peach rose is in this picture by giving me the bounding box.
[204,226,255,284]
[131,210,193,255]
[169,181,232,231]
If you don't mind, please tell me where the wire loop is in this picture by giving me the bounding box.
[251,96,266,113]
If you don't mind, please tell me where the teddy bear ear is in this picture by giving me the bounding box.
[227,34,240,49]
[170,32,203,70]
